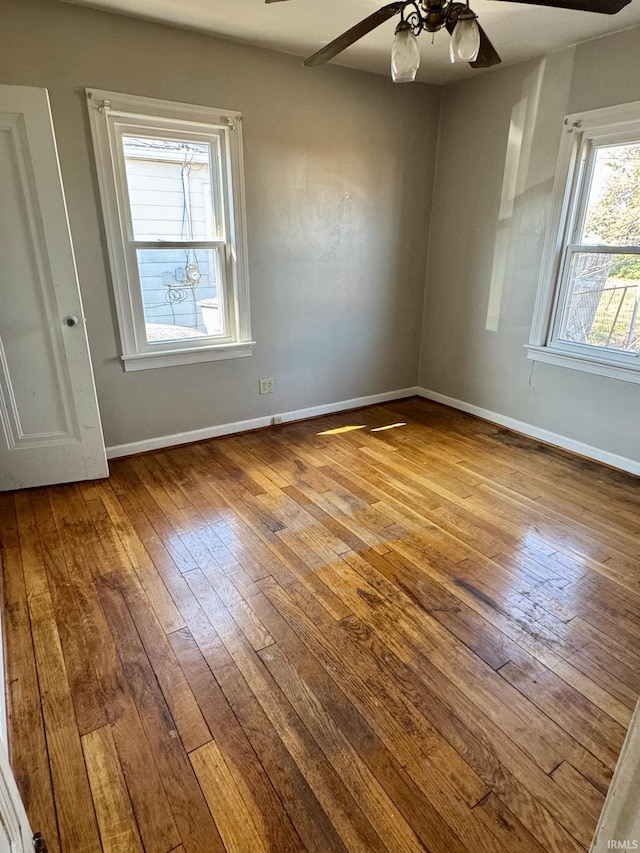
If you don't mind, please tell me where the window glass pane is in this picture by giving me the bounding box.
[123,136,218,241]
[581,143,640,246]
[559,252,640,353]
[136,248,225,344]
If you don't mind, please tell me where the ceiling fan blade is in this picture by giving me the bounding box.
[470,25,501,67]
[304,2,406,67]
[491,0,630,12]
[265,0,292,4]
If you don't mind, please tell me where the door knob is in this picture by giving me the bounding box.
[65,315,79,327]
[33,834,49,853]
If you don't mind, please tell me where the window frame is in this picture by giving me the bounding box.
[528,100,640,385]
[86,88,253,372]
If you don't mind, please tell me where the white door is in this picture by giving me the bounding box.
[0,744,35,852]
[0,84,107,491]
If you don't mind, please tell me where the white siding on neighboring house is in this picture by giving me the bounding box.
[124,145,218,336]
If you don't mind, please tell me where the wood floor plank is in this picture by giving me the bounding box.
[498,659,625,770]
[109,463,197,574]
[344,548,620,788]
[260,645,448,853]
[97,484,185,634]
[345,610,587,852]
[225,644,388,853]
[14,492,102,853]
[117,570,212,754]
[0,494,60,853]
[362,546,618,788]
[552,761,606,820]
[108,690,181,853]
[82,725,144,853]
[326,551,566,776]
[386,539,633,727]
[249,580,490,809]
[190,740,270,853]
[168,627,305,853]
[79,495,183,853]
[174,620,350,853]
[473,793,549,853]
[95,573,225,853]
[35,490,108,736]
[197,564,275,652]
[130,456,222,574]
[182,570,388,852]
[258,572,586,853]
[6,398,639,853]
[168,458,352,620]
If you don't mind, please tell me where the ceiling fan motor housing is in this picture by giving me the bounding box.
[414,0,450,34]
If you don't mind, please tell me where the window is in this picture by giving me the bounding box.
[528,101,640,384]
[86,89,253,371]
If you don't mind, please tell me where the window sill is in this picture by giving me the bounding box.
[121,341,255,372]
[526,344,640,385]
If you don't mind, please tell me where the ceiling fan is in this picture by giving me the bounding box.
[265,0,631,82]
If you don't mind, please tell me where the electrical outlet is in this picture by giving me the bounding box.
[259,378,274,395]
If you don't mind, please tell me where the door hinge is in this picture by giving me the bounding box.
[33,833,48,853]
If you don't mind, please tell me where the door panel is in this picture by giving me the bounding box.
[0,742,33,852]
[0,115,74,443]
[0,85,107,490]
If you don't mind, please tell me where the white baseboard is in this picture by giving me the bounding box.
[106,384,640,476]
[417,388,640,477]
[106,386,420,459]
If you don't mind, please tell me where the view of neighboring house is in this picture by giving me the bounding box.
[123,137,222,341]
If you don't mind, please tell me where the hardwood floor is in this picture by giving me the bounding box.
[1,397,639,853]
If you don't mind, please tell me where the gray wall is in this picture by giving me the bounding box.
[0,0,439,447]
[2,0,638,461]
[420,30,640,463]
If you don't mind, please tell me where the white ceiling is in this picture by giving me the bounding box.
[63,0,640,84]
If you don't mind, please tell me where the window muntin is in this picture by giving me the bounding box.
[86,90,252,371]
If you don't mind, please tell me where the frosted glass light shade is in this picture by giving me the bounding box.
[391,26,421,83]
[450,16,480,63]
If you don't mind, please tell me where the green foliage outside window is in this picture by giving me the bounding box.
[584,143,640,280]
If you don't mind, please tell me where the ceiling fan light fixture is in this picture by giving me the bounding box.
[450,13,481,63]
[391,21,421,83]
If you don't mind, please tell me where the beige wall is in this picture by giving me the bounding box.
[420,28,640,463]
[0,0,439,448]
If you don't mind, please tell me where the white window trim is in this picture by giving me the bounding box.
[86,88,254,371]
[527,99,640,383]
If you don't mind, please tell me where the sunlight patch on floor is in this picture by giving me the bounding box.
[317,425,367,436]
